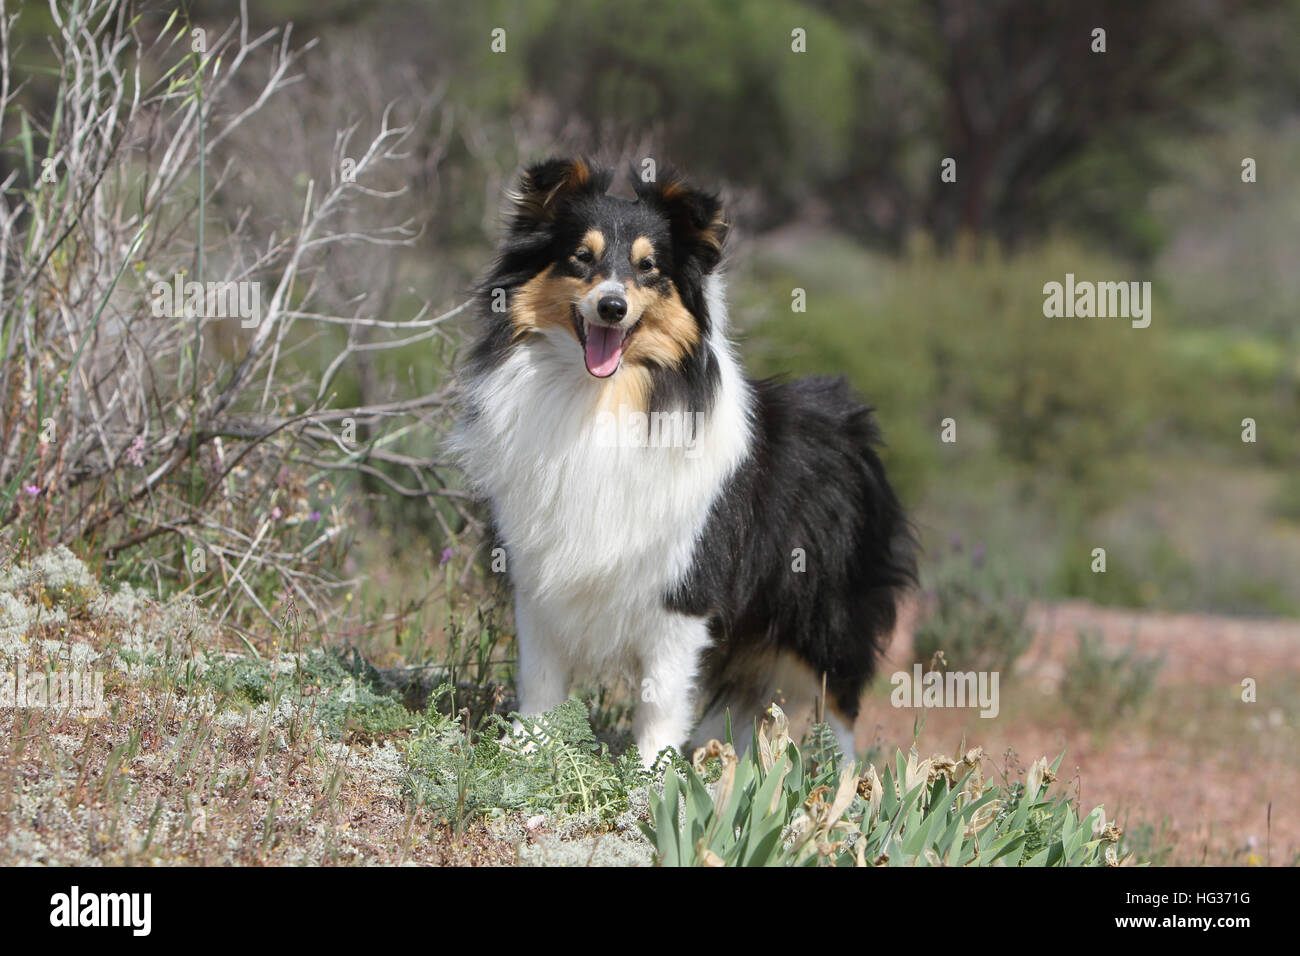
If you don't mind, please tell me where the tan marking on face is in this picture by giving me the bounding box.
[630,236,655,265]
[621,282,699,371]
[595,365,653,415]
[588,283,695,416]
[510,267,588,339]
[508,265,699,416]
[580,229,606,259]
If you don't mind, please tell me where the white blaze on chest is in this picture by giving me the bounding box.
[466,340,744,577]
[453,277,752,664]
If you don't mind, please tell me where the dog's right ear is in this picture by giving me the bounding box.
[507,157,610,233]
[632,167,728,275]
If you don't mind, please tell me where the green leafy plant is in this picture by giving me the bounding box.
[1060,629,1164,731]
[404,694,652,826]
[204,648,418,739]
[641,706,1126,867]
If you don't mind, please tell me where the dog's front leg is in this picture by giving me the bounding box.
[511,593,570,738]
[634,615,712,769]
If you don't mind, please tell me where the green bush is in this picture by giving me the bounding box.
[912,539,1032,675]
[1272,472,1300,524]
[740,238,1172,508]
[1053,535,1197,609]
[1060,629,1164,731]
[640,708,1125,866]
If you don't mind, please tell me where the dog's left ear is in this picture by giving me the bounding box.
[633,169,728,274]
[508,157,610,234]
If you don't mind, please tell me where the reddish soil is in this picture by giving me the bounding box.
[857,600,1299,865]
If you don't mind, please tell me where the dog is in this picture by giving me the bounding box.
[454,158,915,766]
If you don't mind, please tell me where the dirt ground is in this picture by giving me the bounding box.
[3,545,1293,866]
[862,600,1299,865]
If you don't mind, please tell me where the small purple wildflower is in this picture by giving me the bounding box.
[24,485,40,496]
[126,434,146,467]
[440,547,454,566]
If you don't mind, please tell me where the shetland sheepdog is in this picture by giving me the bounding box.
[454,158,915,765]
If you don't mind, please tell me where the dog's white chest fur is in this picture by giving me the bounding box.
[457,323,751,677]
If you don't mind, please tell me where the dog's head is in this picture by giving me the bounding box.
[491,158,727,380]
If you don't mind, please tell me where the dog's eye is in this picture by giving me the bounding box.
[638,257,655,272]
[574,248,594,264]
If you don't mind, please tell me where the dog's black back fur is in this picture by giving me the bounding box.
[667,375,917,720]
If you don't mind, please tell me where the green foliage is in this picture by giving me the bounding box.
[741,235,1299,614]
[204,649,418,739]
[446,0,854,205]
[640,715,1123,867]
[404,694,653,825]
[225,0,1293,253]
[423,607,516,733]
[205,656,278,708]
[742,238,1169,508]
[1119,816,1178,867]
[1162,329,1297,466]
[1054,535,1197,610]
[1059,630,1164,732]
[1272,472,1300,524]
[642,750,798,867]
[912,538,1032,674]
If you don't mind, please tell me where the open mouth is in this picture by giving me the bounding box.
[573,305,638,379]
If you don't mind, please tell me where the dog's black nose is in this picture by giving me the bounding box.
[597,295,627,323]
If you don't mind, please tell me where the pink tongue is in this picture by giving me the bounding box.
[583,324,623,378]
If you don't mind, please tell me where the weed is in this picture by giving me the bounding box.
[913,538,1032,675]
[1060,629,1164,731]
[404,693,652,826]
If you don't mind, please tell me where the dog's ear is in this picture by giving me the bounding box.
[633,168,728,274]
[508,157,610,233]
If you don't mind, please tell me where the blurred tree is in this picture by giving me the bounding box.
[445,0,856,229]
[152,0,1300,260]
[819,0,1289,257]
